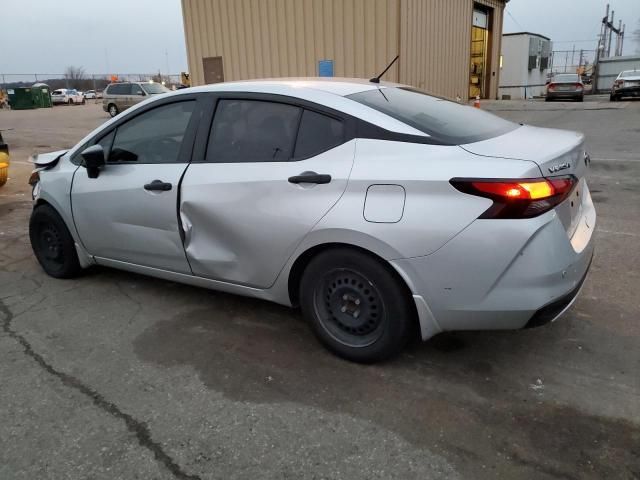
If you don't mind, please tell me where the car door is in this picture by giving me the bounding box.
[130,83,146,108]
[71,96,201,273]
[180,95,355,288]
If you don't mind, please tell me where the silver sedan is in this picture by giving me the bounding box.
[28,79,596,362]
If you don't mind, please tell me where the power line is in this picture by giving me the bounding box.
[506,10,526,31]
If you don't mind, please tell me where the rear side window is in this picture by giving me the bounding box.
[108,101,195,164]
[107,83,131,95]
[347,87,518,145]
[207,99,301,163]
[294,110,344,159]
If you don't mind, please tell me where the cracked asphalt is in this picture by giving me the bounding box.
[0,98,639,479]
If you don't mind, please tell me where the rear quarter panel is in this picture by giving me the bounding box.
[308,139,543,259]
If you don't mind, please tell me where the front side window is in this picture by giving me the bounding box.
[294,110,344,159]
[108,101,195,164]
[131,84,144,95]
[207,99,301,163]
[348,87,518,145]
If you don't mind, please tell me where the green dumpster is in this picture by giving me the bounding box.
[31,83,52,108]
[7,87,35,110]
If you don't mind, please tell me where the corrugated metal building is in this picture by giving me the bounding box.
[181,0,508,99]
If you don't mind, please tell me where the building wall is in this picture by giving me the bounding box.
[181,0,506,99]
[498,34,551,99]
[596,55,640,92]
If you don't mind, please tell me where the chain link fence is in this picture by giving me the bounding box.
[1,73,183,92]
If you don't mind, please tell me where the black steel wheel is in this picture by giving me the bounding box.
[29,204,81,278]
[300,248,415,363]
[108,103,118,117]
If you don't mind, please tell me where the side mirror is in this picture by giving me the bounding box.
[81,144,105,179]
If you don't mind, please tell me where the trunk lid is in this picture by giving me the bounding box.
[461,125,589,237]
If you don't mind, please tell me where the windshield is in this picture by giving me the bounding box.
[347,87,518,145]
[141,83,170,95]
[553,74,580,83]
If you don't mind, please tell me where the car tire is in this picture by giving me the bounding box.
[299,248,415,363]
[610,94,618,101]
[545,96,551,102]
[578,96,584,102]
[68,99,73,105]
[108,103,118,117]
[29,204,82,279]
[81,98,86,105]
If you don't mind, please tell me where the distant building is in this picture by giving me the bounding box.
[181,0,508,100]
[499,32,551,99]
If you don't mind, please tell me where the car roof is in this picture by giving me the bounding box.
[187,77,406,97]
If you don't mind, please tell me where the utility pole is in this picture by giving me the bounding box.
[607,10,615,57]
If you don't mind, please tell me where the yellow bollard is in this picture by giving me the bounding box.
[0,151,9,187]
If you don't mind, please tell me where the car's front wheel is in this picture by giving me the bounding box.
[108,103,118,117]
[68,99,74,105]
[29,204,81,278]
[300,248,415,363]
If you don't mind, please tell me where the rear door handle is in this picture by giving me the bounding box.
[288,171,332,184]
[144,180,172,191]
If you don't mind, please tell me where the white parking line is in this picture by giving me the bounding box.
[597,229,640,238]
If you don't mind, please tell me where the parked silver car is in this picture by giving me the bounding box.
[546,73,584,102]
[28,79,595,362]
[102,81,170,117]
[610,69,640,101]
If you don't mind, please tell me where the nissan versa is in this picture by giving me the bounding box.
[28,78,596,363]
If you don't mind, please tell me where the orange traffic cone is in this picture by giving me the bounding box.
[473,95,481,108]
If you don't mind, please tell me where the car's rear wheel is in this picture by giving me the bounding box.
[610,94,618,101]
[108,103,118,117]
[68,99,73,105]
[29,204,81,279]
[299,248,415,363]
[81,97,86,105]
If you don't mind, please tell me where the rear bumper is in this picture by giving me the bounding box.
[613,86,640,97]
[524,252,592,328]
[547,91,583,99]
[393,183,596,339]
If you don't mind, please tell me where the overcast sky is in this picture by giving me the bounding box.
[0,0,638,77]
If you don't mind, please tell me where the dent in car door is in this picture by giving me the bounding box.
[71,99,199,273]
[180,99,355,288]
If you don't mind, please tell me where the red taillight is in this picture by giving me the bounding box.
[450,176,577,219]
[548,83,556,92]
[614,79,623,88]
[574,83,583,90]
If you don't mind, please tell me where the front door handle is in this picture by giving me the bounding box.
[144,180,172,191]
[288,171,332,184]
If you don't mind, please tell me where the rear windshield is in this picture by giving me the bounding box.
[347,87,518,145]
[141,83,170,94]
[620,71,639,78]
[553,74,580,83]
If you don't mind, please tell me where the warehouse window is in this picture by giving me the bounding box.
[294,110,344,159]
[207,100,301,163]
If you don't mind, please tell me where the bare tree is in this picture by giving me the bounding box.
[64,66,86,88]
